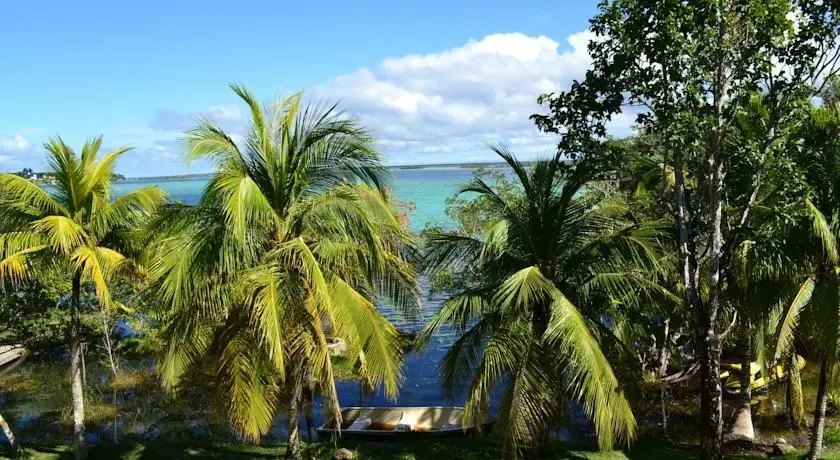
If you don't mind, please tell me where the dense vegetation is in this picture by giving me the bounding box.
[5,1,840,460]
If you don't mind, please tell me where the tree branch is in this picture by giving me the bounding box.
[717,311,738,343]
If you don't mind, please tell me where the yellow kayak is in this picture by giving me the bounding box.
[723,355,805,394]
[719,361,760,381]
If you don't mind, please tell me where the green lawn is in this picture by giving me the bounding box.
[0,438,828,460]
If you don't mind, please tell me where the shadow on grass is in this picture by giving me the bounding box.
[11,441,286,459]
[7,437,801,460]
[314,437,707,460]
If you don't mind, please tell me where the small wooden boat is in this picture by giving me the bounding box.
[0,345,27,374]
[396,328,418,342]
[316,406,488,439]
[327,337,346,357]
[396,328,419,351]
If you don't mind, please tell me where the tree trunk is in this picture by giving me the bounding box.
[702,20,729,457]
[729,334,754,441]
[0,410,19,456]
[809,358,829,459]
[302,362,316,441]
[286,365,304,460]
[303,388,316,442]
[787,352,804,430]
[698,326,723,460]
[659,318,671,440]
[101,313,118,377]
[702,160,725,459]
[70,270,87,460]
[674,140,723,460]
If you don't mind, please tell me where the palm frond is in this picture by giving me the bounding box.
[805,198,839,265]
[544,290,636,450]
[774,276,815,359]
[0,173,65,216]
[30,215,87,254]
[71,246,127,309]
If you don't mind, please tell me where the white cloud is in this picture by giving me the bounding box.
[0,131,46,170]
[1,134,31,152]
[206,104,243,122]
[311,31,617,163]
[148,104,243,132]
[132,30,637,172]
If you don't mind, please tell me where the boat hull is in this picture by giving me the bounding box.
[316,425,488,440]
[0,345,27,375]
[316,406,490,440]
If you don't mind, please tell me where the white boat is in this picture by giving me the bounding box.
[317,406,490,439]
[0,345,27,374]
[327,337,346,357]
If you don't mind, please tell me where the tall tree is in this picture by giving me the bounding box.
[0,137,165,459]
[534,2,840,457]
[421,147,668,458]
[146,84,419,459]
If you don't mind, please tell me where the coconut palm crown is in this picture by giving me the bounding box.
[420,147,669,458]
[0,137,166,459]
[145,84,419,450]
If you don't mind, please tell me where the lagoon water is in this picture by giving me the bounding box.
[5,167,498,444]
[112,167,474,232]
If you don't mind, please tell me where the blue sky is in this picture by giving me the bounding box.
[0,0,623,176]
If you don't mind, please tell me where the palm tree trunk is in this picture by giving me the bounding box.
[0,410,20,456]
[70,270,87,460]
[787,351,804,430]
[101,313,118,377]
[286,365,304,460]
[658,318,671,440]
[809,358,829,459]
[301,361,316,441]
[729,334,754,441]
[304,388,316,441]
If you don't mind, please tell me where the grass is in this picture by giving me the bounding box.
[1,438,830,460]
[4,360,840,458]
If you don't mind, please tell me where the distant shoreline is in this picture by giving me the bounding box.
[121,173,213,182]
[123,162,523,181]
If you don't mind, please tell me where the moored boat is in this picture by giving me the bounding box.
[0,345,28,374]
[327,337,346,357]
[316,406,489,439]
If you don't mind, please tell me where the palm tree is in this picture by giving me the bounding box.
[0,137,165,459]
[725,233,805,441]
[420,147,667,458]
[145,84,418,459]
[771,102,840,459]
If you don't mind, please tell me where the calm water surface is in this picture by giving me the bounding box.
[112,167,473,232]
[4,168,494,443]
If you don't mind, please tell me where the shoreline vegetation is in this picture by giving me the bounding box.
[5,2,840,460]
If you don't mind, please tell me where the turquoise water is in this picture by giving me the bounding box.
[112,167,475,232]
